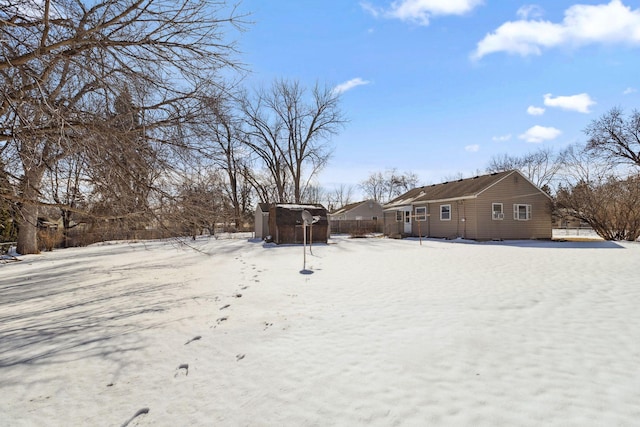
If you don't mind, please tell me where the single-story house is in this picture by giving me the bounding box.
[384,170,553,240]
[254,203,271,239]
[329,199,384,221]
[329,199,384,234]
[266,203,329,245]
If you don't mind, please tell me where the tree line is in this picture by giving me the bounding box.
[0,0,346,254]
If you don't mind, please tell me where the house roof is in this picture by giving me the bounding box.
[257,203,271,213]
[330,199,379,215]
[385,170,537,209]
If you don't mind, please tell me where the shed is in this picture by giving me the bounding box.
[254,203,271,239]
[268,204,329,245]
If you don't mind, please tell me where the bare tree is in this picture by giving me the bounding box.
[302,183,325,205]
[0,158,17,242]
[0,0,244,254]
[360,169,419,203]
[241,79,346,203]
[486,147,561,190]
[246,170,282,204]
[557,174,640,241]
[486,154,521,173]
[557,144,617,185]
[199,93,254,229]
[555,143,640,240]
[585,107,640,167]
[325,183,354,211]
[442,172,465,182]
[43,152,87,247]
[173,170,230,239]
[360,171,386,203]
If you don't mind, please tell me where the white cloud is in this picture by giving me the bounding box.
[465,144,480,152]
[362,0,484,26]
[472,0,640,59]
[492,134,512,142]
[623,87,637,94]
[333,78,371,94]
[517,4,544,20]
[527,105,546,115]
[543,93,596,113]
[360,2,381,18]
[518,125,562,143]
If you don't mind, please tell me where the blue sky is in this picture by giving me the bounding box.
[235,0,640,191]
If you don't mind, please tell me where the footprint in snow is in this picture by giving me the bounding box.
[174,363,189,377]
[121,408,150,427]
[184,336,201,345]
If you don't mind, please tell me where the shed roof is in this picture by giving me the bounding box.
[256,203,271,213]
[275,203,326,210]
[385,170,535,208]
[330,199,378,215]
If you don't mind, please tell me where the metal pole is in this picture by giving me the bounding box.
[303,223,306,270]
[417,211,422,245]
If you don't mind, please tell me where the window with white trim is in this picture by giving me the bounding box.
[396,211,403,222]
[440,204,451,221]
[415,206,427,221]
[513,204,531,221]
[492,203,504,220]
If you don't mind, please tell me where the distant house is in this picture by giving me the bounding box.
[254,203,271,239]
[384,170,553,240]
[330,199,383,221]
[267,204,329,245]
[329,200,384,234]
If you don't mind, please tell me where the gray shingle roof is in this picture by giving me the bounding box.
[385,170,516,208]
[331,199,377,215]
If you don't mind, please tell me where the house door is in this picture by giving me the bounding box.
[404,210,412,234]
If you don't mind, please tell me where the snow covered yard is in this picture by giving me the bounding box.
[1,235,639,426]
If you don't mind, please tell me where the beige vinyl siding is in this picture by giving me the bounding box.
[425,199,479,239]
[410,206,429,237]
[425,200,473,239]
[342,202,384,220]
[384,211,403,236]
[474,173,552,240]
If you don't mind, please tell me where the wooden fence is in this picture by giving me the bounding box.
[329,219,383,236]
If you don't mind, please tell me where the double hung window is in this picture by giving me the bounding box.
[513,204,531,221]
[440,204,451,221]
[492,203,504,220]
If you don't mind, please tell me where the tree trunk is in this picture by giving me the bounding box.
[16,168,45,254]
[16,202,39,255]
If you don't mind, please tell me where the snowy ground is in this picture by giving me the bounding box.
[1,233,639,426]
